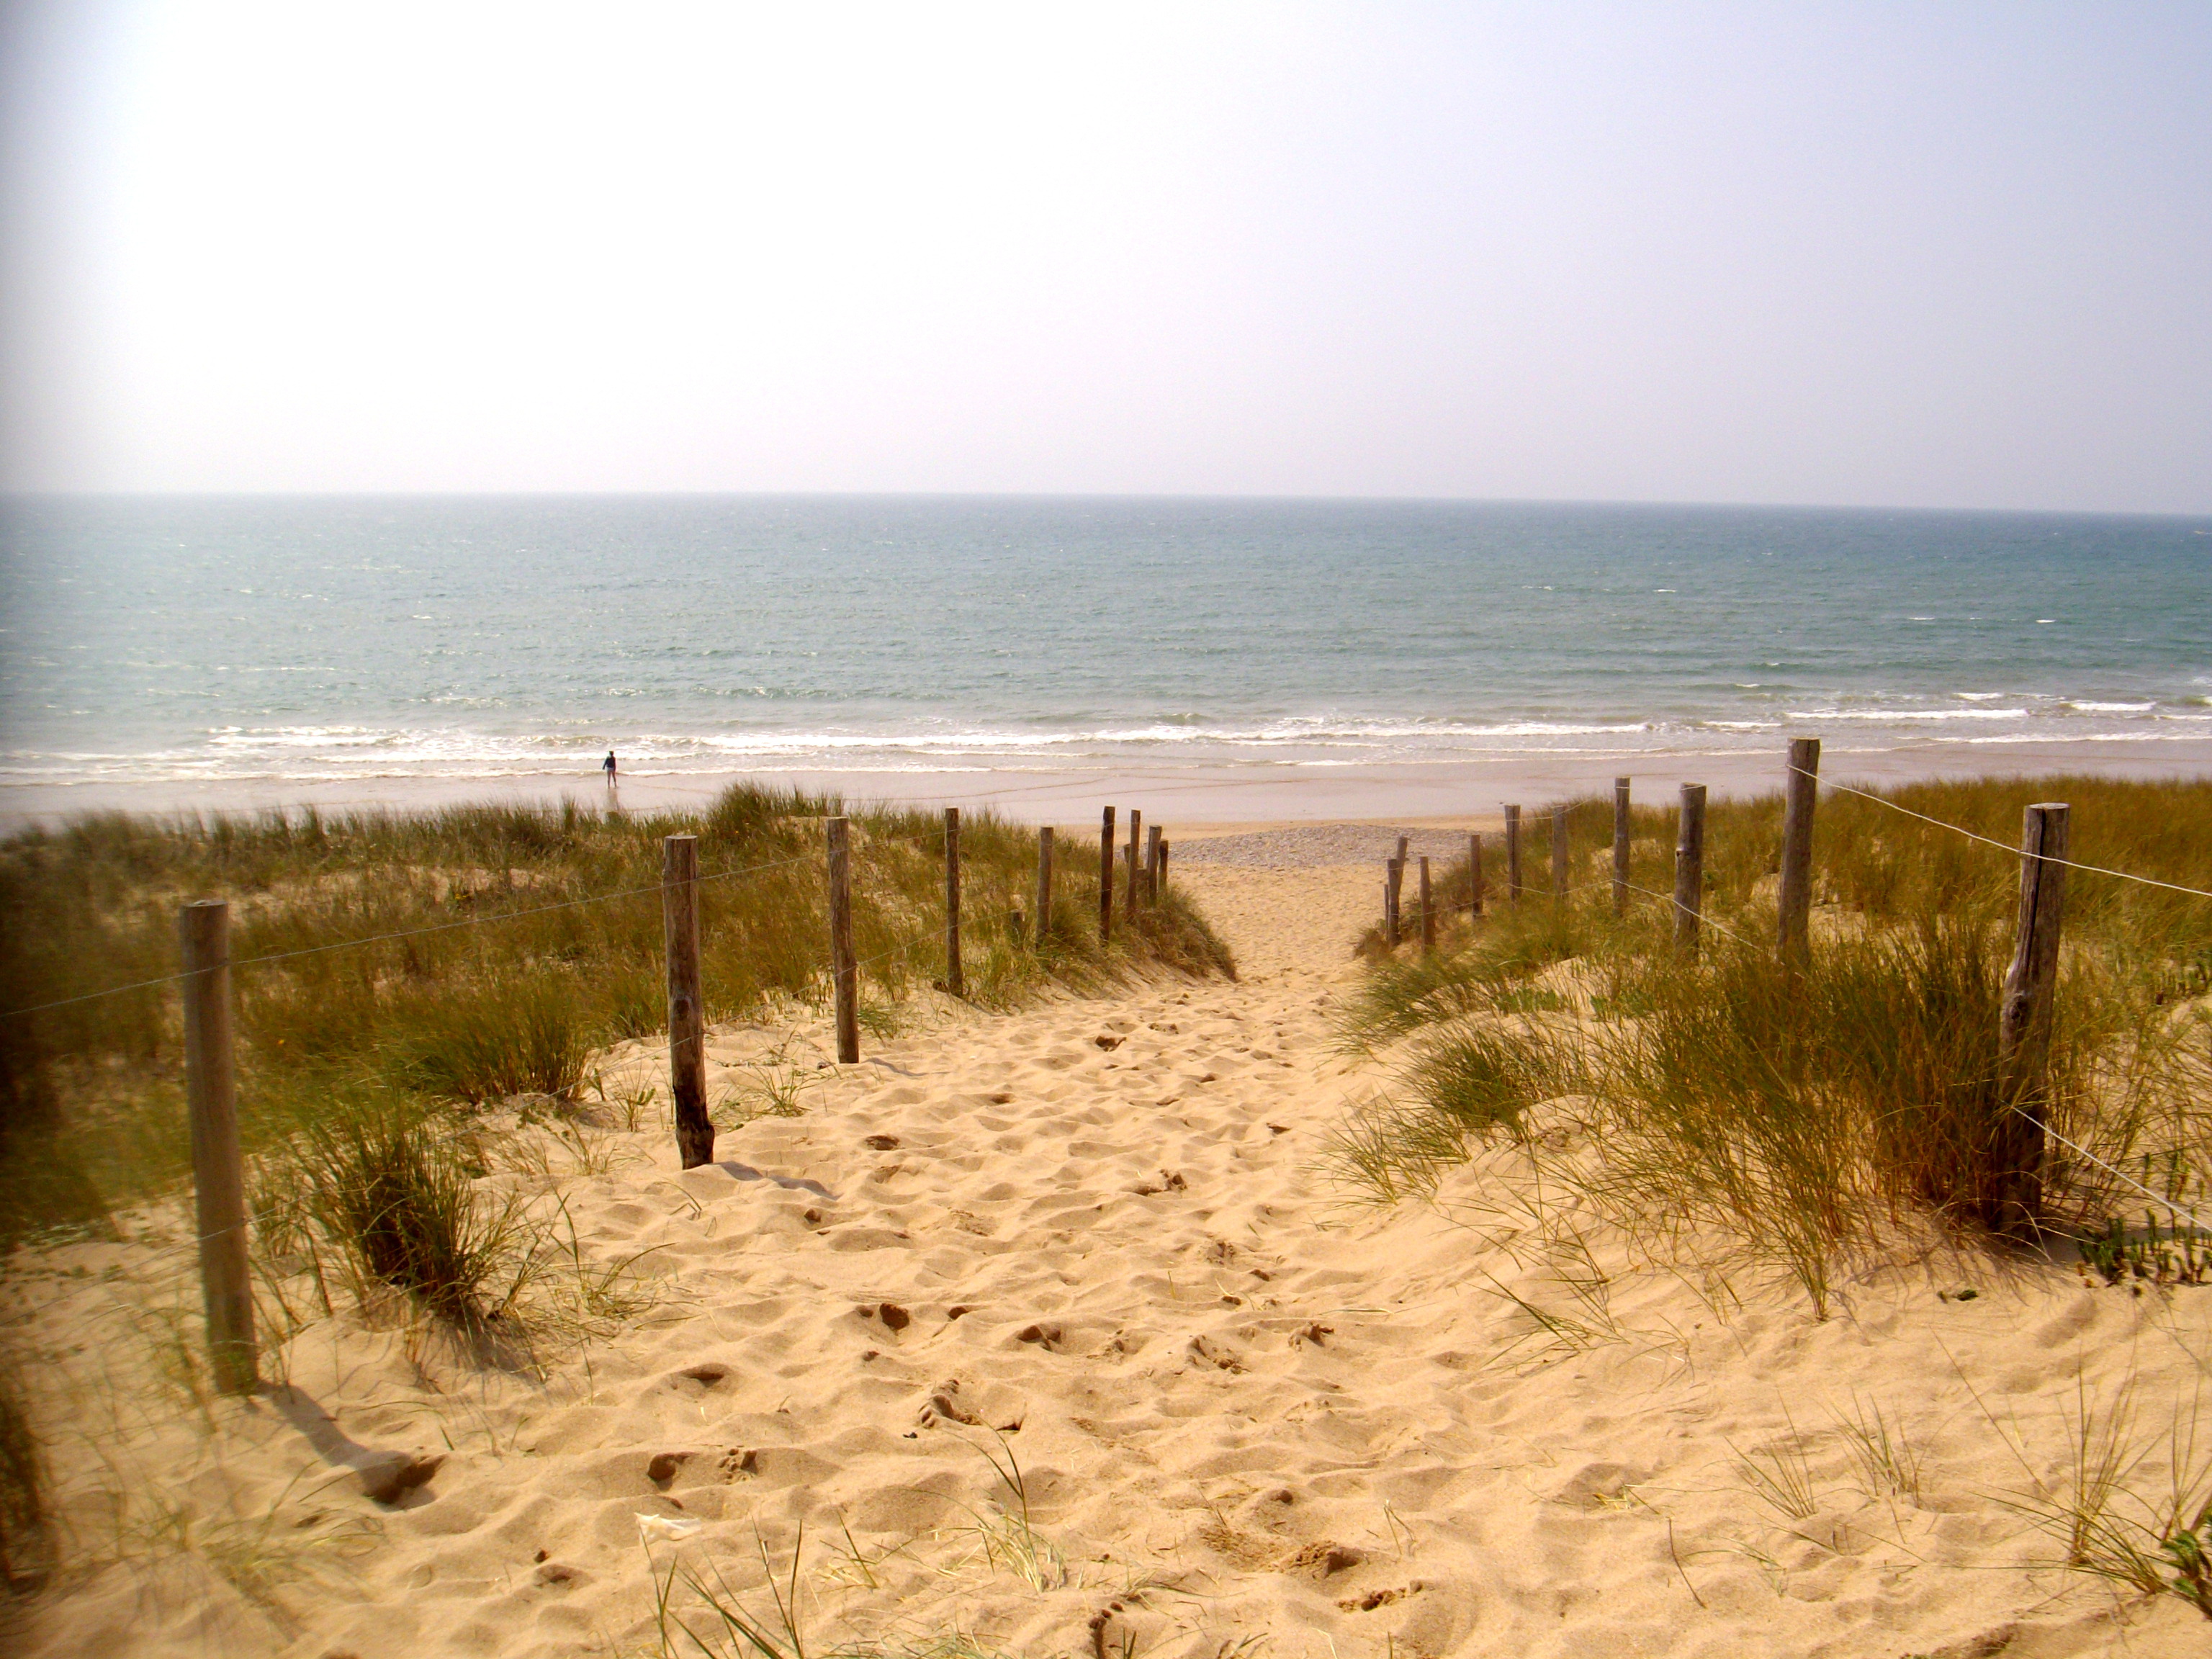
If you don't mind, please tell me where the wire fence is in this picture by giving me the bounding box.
[4,807,1178,1025]
[1366,762,2212,1236]
[1,850,824,1021]
[1802,767,2212,904]
[14,755,2212,1426]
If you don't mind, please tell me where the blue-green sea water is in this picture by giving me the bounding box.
[2,495,2208,789]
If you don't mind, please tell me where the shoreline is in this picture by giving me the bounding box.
[6,737,2212,832]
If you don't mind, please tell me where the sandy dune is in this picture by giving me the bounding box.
[14,844,2211,1658]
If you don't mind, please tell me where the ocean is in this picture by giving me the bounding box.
[2,495,2208,793]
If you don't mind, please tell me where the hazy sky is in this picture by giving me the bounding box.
[3,2,2207,511]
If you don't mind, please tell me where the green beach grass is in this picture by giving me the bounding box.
[0,783,1233,1251]
[1333,774,2212,1313]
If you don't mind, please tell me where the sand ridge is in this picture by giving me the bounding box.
[13,859,2211,1658]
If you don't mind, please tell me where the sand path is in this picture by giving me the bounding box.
[20,852,2210,1658]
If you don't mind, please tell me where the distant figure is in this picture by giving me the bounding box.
[603,750,618,785]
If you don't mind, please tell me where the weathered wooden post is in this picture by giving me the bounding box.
[1673,784,1707,953]
[1100,806,1115,943]
[1126,810,1143,914]
[180,900,255,1395]
[1469,832,1484,918]
[1990,802,2070,1236]
[662,835,714,1168]
[1551,804,1570,906]
[826,817,859,1064]
[1389,836,1409,935]
[1419,856,1435,951]
[1034,826,1053,948]
[943,807,964,997]
[1385,858,1402,947]
[1611,778,1631,917]
[1145,823,1163,904]
[1504,806,1524,904]
[1157,839,1169,892]
[1779,737,1820,967]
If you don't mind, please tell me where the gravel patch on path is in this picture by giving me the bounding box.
[1169,823,1484,870]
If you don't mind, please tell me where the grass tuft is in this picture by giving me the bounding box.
[296,1100,527,1325]
[0,1357,52,1594]
[1331,775,2212,1312]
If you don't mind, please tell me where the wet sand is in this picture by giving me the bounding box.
[8,737,2212,832]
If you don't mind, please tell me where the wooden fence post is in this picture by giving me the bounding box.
[1391,835,1409,937]
[1157,839,1169,893]
[1126,810,1143,914]
[1990,802,2070,1236]
[1100,806,1115,943]
[943,807,963,997]
[1505,806,1523,904]
[827,817,858,1064]
[662,835,714,1168]
[1469,833,1483,918]
[1779,737,1820,967]
[1384,858,1402,948]
[1612,778,1631,917]
[1034,826,1054,948]
[1551,805,1570,905]
[180,900,255,1395]
[1145,824,1162,904]
[1673,784,1707,952]
[1419,856,1435,951]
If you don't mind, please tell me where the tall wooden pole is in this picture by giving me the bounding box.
[1779,737,1820,967]
[827,817,858,1064]
[1384,858,1401,948]
[1990,802,2070,1236]
[1550,805,1570,906]
[1419,856,1435,951]
[1034,826,1054,948]
[1145,824,1163,905]
[1099,806,1115,943]
[663,835,714,1168]
[943,807,963,997]
[180,900,255,1395]
[1673,784,1707,953]
[1469,833,1484,918]
[1505,806,1523,904]
[1611,778,1631,917]
[1125,810,1143,915]
[1157,839,1169,893]
[1389,835,1409,935]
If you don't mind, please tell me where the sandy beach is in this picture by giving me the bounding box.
[10,5,2212,1651]
[11,825,2207,1658]
[9,738,2212,835]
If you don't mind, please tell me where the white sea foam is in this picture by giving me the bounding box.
[1784,707,2029,722]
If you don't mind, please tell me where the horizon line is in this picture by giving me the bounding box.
[3,487,2208,522]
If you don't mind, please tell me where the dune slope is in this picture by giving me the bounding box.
[12,845,2208,1658]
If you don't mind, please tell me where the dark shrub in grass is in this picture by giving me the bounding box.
[302,1104,520,1323]
[0,1359,51,1593]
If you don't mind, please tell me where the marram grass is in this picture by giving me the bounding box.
[1334,773,2212,1315]
[0,783,1233,1244]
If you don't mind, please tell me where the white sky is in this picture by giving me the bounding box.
[3,1,2208,510]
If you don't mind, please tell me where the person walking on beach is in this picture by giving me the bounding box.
[603,750,618,786]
